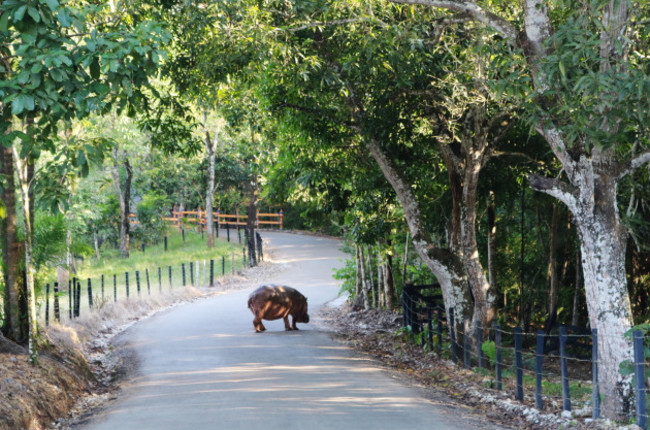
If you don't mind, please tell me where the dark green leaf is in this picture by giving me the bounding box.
[27,6,40,23]
[44,0,59,11]
[89,57,100,79]
[0,12,10,31]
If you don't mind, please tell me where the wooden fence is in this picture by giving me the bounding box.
[130,208,283,230]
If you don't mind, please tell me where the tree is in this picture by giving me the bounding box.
[391,0,650,417]
[0,0,168,363]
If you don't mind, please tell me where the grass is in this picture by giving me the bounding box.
[80,227,245,278]
[39,227,248,323]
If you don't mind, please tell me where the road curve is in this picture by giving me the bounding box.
[81,231,506,430]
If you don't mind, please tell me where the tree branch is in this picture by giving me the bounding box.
[617,149,650,180]
[528,173,579,213]
[388,0,518,41]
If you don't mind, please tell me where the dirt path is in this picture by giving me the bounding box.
[78,231,509,430]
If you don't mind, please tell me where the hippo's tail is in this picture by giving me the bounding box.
[247,296,254,311]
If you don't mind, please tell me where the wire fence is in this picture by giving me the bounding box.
[39,231,265,326]
[401,283,649,428]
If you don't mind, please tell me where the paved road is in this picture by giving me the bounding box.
[81,232,506,430]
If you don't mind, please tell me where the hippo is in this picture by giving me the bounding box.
[247,285,309,332]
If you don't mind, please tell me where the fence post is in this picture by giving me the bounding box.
[592,328,600,419]
[190,262,194,286]
[164,236,168,251]
[168,266,172,289]
[536,330,544,410]
[68,279,72,319]
[495,324,502,390]
[88,278,93,309]
[113,274,117,302]
[449,308,458,364]
[226,223,230,242]
[182,228,185,244]
[136,271,141,296]
[196,260,199,287]
[203,260,206,287]
[222,256,226,276]
[515,327,523,402]
[141,243,145,254]
[477,326,485,369]
[182,263,186,286]
[239,228,242,245]
[256,232,263,261]
[125,272,130,299]
[436,307,443,355]
[634,330,646,430]
[146,268,151,295]
[279,209,283,230]
[427,307,433,351]
[101,274,104,299]
[210,259,214,287]
[243,248,246,267]
[54,282,60,322]
[158,267,162,292]
[45,284,50,327]
[75,279,81,317]
[463,318,471,369]
[559,326,571,411]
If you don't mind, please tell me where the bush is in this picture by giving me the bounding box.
[135,192,171,244]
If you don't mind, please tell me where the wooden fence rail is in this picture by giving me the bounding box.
[129,208,284,229]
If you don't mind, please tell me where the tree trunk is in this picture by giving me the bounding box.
[367,139,472,331]
[531,165,634,418]
[0,143,26,344]
[571,247,581,327]
[12,147,38,365]
[204,111,217,248]
[384,238,395,309]
[359,246,370,310]
[111,148,131,259]
[546,204,559,321]
[246,174,258,268]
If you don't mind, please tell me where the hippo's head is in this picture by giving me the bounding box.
[296,313,310,323]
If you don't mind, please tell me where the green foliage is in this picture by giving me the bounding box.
[482,340,497,365]
[135,192,171,243]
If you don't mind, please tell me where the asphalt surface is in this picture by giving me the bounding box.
[81,231,506,430]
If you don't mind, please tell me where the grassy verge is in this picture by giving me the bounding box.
[39,228,247,322]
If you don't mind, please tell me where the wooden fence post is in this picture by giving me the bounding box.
[101,274,105,299]
[279,209,283,230]
[125,272,130,299]
[113,274,117,302]
[136,271,141,296]
[436,307,443,355]
[210,259,214,287]
[54,282,60,322]
[45,284,50,326]
[68,279,72,319]
[168,266,172,289]
[515,327,523,402]
[189,262,194,286]
[158,267,162,292]
[426,308,433,351]
[535,330,544,410]
[146,268,151,295]
[88,278,93,309]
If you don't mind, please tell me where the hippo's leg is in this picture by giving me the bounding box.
[283,316,292,331]
[291,316,299,330]
[253,312,267,333]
